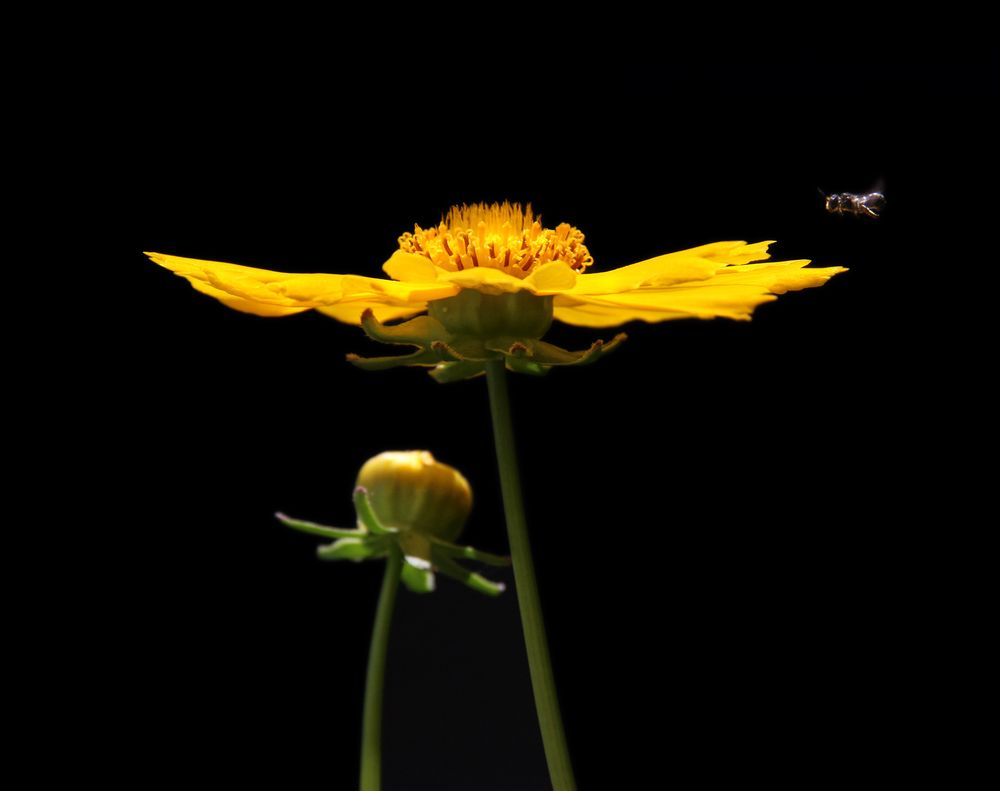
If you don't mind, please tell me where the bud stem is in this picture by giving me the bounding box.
[485,359,577,791]
[360,546,402,791]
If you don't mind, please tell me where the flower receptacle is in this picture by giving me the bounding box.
[428,290,554,340]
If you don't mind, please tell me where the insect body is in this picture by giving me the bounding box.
[822,189,886,218]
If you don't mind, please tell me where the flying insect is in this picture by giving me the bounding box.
[820,186,886,219]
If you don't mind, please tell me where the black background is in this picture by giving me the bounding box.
[49,40,990,790]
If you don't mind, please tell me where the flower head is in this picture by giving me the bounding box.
[147,202,845,380]
[398,203,593,278]
[278,451,508,596]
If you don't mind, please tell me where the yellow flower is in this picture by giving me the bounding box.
[147,202,845,380]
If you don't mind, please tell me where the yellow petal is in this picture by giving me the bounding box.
[147,252,304,283]
[568,251,718,295]
[567,241,774,296]
[688,240,774,266]
[433,261,578,296]
[552,300,692,328]
[713,260,848,293]
[438,266,530,295]
[146,252,346,307]
[187,278,311,317]
[524,262,578,294]
[146,252,457,317]
[316,300,428,325]
[554,255,846,326]
[566,285,777,320]
[553,289,767,325]
[264,274,352,305]
[339,274,459,303]
[382,250,440,283]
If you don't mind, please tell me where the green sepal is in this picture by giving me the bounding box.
[350,310,466,371]
[428,535,511,566]
[431,551,507,597]
[489,333,629,367]
[347,347,445,371]
[505,355,550,376]
[430,338,493,361]
[584,332,628,361]
[485,338,531,357]
[359,310,450,346]
[316,535,389,562]
[275,512,365,539]
[351,305,626,380]
[429,360,488,383]
[353,487,397,535]
[400,560,436,593]
[530,338,605,365]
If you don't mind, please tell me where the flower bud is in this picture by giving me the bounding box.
[356,451,472,543]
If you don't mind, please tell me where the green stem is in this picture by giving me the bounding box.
[360,547,402,791]
[485,359,577,791]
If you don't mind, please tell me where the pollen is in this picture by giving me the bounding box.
[398,202,594,278]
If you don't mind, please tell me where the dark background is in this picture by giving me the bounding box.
[50,45,989,789]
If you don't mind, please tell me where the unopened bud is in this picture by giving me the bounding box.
[356,451,472,543]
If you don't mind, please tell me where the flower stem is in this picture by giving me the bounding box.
[360,547,402,791]
[485,359,577,791]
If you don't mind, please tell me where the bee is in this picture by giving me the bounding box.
[820,185,886,219]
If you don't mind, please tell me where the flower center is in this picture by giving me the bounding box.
[398,202,593,279]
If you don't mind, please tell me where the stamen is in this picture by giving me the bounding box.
[397,202,593,280]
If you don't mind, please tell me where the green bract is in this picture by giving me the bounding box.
[348,291,626,382]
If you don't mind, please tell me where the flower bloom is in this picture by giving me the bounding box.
[147,202,845,379]
[146,202,845,326]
